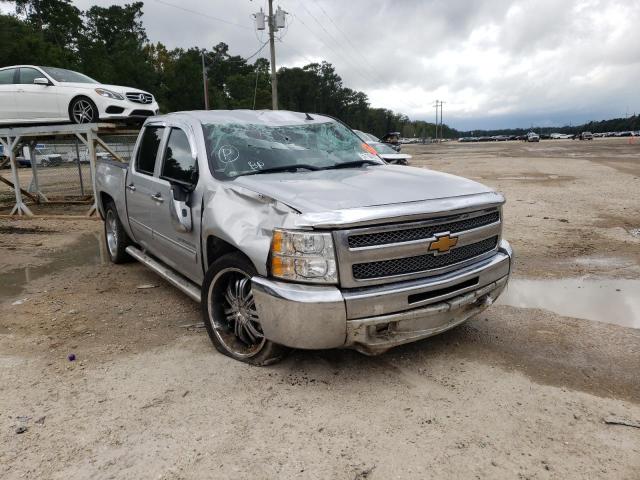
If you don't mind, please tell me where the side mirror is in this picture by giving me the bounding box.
[33,77,50,86]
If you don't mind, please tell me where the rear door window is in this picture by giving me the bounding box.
[161,128,197,185]
[18,68,43,84]
[0,68,16,84]
[135,126,165,175]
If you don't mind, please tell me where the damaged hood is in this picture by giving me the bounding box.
[232,164,494,213]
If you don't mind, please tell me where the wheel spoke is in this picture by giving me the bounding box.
[243,319,262,341]
[234,315,243,339]
[225,284,236,306]
[208,267,266,357]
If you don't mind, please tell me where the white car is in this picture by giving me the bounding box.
[526,132,540,142]
[0,65,159,125]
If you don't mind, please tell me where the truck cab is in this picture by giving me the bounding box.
[96,110,513,365]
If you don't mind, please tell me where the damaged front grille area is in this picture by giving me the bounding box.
[352,236,499,280]
[347,211,500,248]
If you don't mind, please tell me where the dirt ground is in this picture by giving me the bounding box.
[1,138,639,479]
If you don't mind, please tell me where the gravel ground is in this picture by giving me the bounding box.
[1,138,639,479]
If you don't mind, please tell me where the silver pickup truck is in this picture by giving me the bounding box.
[96,110,513,365]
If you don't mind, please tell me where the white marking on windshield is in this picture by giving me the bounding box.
[218,145,239,164]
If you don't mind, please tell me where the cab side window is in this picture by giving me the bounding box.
[0,68,16,84]
[18,68,43,84]
[161,128,197,185]
[135,126,165,175]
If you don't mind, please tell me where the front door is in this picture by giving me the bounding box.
[144,127,201,281]
[126,124,166,250]
[16,68,62,120]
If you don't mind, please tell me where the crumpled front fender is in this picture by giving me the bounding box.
[201,185,303,275]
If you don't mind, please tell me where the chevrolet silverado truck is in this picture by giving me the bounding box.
[96,110,513,365]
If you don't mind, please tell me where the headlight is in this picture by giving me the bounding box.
[95,88,124,100]
[270,229,338,284]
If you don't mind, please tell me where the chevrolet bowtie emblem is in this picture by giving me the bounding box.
[428,233,458,254]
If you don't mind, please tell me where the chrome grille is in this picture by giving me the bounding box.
[333,208,503,287]
[126,92,153,104]
[348,211,500,248]
[352,236,499,280]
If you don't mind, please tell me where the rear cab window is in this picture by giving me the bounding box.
[135,126,165,175]
[161,128,198,186]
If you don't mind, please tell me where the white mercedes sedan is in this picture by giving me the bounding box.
[0,65,159,125]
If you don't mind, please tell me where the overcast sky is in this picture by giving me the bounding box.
[8,0,640,129]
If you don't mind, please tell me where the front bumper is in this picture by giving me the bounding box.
[252,240,513,355]
[94,96,159,120]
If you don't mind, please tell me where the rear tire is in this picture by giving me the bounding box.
[104,202,132,264]
[201,252,289,365]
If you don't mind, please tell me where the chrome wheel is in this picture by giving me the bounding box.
[71,99,95,124]
[105,209,118,258]
[207,267,265,358]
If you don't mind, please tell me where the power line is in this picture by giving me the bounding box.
[276,38,317,65]
[310,0,385,84]
[284,8,373,84]
[295,2,375,84]
[152,0,252,30]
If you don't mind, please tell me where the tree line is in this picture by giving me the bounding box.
[0,0,451,138]
[459,115,639,137]
[3,1,632,138]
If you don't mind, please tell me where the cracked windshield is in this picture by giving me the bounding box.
[203,121,381,179]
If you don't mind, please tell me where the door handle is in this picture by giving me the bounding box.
[150,193,164,203]
[126,183,136,192]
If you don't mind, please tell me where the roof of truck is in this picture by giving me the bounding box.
[150,110,335,127]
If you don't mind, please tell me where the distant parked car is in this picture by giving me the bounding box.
[580,131,594,140]
[354,130,411,165]
[0,65,159,125]
[16,145,63,167]
[526,132,540,142]
[355,130,380,143]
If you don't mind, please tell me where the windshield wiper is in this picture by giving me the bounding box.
[321,160,381,170]
[240,164,321,176]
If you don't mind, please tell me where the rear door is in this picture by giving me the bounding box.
[16,67,63,120]
[145,126,201,280]
[126,124,166,250]
[0,68,18,121]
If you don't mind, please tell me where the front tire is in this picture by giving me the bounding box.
[69,96,98,124]
[104,202,132,264]
[201,252,289,365]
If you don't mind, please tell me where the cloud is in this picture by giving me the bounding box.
[70,0,640,128]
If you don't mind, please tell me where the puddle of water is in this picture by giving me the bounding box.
[572,256,632,268]
[0,233,107,302]
[498,278,640,329]
[496,175,568,181]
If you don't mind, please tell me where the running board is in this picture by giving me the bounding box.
[125,246,201,302]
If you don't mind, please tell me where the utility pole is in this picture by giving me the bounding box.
[201,51,209,110]
[267,0,278,110]
[255,2,287,110]
[434,100,439,142]
[440,101,445,140]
